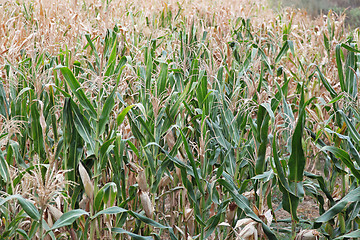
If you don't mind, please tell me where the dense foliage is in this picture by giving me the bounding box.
[275,0,360,27]
[1,0,360,239]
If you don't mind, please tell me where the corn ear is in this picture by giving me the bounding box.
[235,218,254,230]
[78,162,94,200]
[136,170,148,192]
[48,205,63,221]
[139,190,154,218]
[236,221,258,240]
[295,229,321,240]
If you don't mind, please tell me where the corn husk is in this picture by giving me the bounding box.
[235,218,254,230]
[237,221,258,240]
[78,162,94,200]
[136,170,148,192]
[295,229,321,240]
[158,174,171,189]
[187,217,195,236]
[47,209,54,228]
[184,207,195,235]
[48,205,63,221]
[263,209,273,226]
[79,194,89,211]
[139,190,154,218]
[184,207,194,222]
[128,161,143,173]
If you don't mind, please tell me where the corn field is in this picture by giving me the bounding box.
[0,0,360,239]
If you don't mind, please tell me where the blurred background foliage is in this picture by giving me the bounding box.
[272,0,360,28]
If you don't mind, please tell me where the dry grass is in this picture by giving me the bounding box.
[0,0,347,99]
[0,0,349,127]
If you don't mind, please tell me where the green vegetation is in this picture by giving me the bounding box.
[0,0,360,239]
[274,0,360,28]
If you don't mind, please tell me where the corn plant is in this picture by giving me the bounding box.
[1,0,360,240]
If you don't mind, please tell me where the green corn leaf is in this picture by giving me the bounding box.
[100,137,116,169]
[272,134,299,221]
[344,43,357,98]
[94,188,105,212]
[272,134,293,194]
[275,40,289,64]
[51,209,89,230]
[323,33,330,51]
[180,130,204,195]
[145,47,153,92]
[56,65,97,119]
[16,229,30,240]
[91,206,127,220]
[85,34,101,71]
[104,207,176,239]
[261,102,275,122]
[103,182,117,206]
[255,105,270,175]
[30,101,45,160]
[54,85,71,98]
[253,44,273,75]
[104,39,118,77]
[71,101,95,152]
[8,140,27,168]
[321,146,360,180]
[218,177,277,239]
[0,195,40,221]
[0,150,9,183]
[335,44,345,91]
[325,127,360,166]
[328,94,344,104]
[279,183,300,222]
[196,70,208,109]
[17,197,40,221]
[157,62,168,96]
[315,187,360,225]
[98,89,116,136]
[49,85,58,142]
[42,219,56,240]
[0,79,9,118]
[28,220,39,239]
[190,58,199,85]
[62,98,83,182]
[341,43,360,53]
[338,110,360,143]
[334,229,360,239]
[316,66,337,98]
[288,40,295,56]
[15,87,32,102]
[143,142,193,177]
[112,228,153,240]
[94,182,117,211]
[130,211,169,229]
[288,92,306,182]
[127,114,146,145]
[117,105,135,126]
[131,112,156,142]
[130,211,177,239]
[240,50,252,73]
[304,172,334,205]
[204,200,231,238]
[114,56,128,85]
